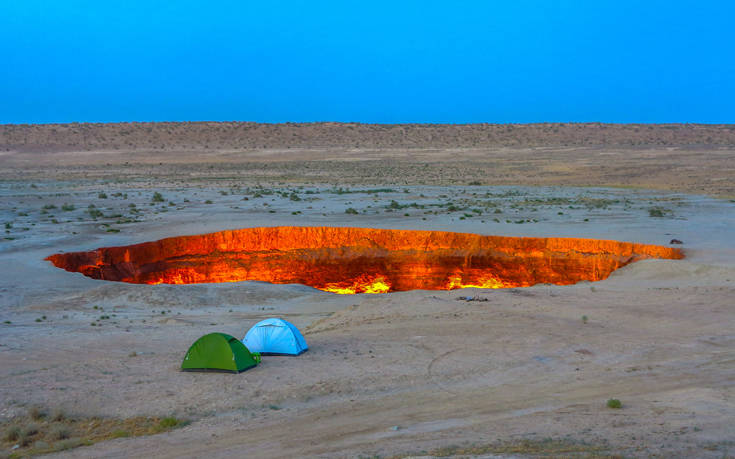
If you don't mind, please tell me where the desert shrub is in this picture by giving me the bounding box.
[49,425,71,440]
[111,430,130,438]
[87,205,103,219]
[21,424,39,436]
[648,208,665,217]
[18,424,40,446]
[33,440,49,450]
[152,416,187,433]
[152,192,164,203]
[648,206,672,218]
[98,192,108,199]
[606,398,622,409]
[345,208,358,215]
[29,406,46,420]
[158,417,180,429]
[61,203,75,211]
[51,408,66,422]
[3,425,20,442]
[54,438,86,451]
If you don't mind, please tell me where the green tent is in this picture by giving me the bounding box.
[182,332,260,373]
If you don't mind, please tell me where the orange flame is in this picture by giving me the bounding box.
[45,226,683,294]
[322,275,392,294]
[445,274,511,290]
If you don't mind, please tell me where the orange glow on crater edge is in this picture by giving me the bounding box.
[46,226,683,294]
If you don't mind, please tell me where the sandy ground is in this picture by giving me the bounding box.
[3,146,735,198]
[1,142,735,458]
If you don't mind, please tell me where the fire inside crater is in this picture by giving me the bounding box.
[46,226,683,294]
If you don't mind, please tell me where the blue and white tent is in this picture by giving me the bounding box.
[242,318,308,356]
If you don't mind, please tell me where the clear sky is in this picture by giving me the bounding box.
[1,1,734,124]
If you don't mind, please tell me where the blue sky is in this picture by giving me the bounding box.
[1,1,733,124]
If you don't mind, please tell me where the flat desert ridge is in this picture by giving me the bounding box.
[1,123,734,458]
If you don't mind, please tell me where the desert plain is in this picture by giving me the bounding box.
[1,123,734,458]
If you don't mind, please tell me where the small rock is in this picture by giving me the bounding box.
[670,239,683,244]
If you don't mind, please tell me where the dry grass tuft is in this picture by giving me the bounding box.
[2,425,20,442]
[392,437,618,459]
[49,425,71,440]
[54,437,89,451]
[0,410,187,457]
[28,406,46,420]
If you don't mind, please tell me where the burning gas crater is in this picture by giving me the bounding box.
[46,226,683,294]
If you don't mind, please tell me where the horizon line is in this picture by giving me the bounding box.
[3,120,735,127]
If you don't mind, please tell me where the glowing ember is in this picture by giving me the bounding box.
[46,226,683,294]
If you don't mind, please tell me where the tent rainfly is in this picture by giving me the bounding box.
[182,332,260,373]
[242,318,308,356]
